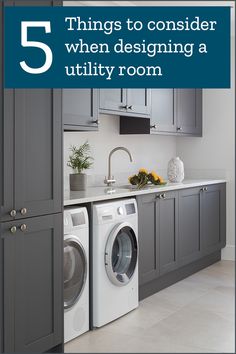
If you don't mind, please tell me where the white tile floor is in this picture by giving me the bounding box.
[65,260,235,353]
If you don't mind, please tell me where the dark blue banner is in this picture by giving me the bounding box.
[4,6,230,88]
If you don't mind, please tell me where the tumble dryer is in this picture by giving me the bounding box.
[64,207,89,343]
[93,198,138,328]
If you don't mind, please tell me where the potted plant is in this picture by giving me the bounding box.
[67,141,93,191]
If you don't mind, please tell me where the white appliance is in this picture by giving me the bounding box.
[64,207,89,343]
[93,198,138,327]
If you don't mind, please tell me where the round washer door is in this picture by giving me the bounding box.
[105,222,138,287]
[64,236,87,309]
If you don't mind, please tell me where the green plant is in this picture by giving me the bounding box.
[67,141,93,174]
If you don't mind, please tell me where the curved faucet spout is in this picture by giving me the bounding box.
[104,147,133,186]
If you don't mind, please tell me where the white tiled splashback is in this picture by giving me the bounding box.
[64,114,176,192]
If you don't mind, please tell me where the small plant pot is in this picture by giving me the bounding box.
[70,173,87,191]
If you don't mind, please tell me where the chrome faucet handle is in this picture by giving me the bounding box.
[104,176,116,186]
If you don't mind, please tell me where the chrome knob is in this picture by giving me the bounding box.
[177,127,183,131]
[10,226,17,234]
[93,120,100,125]
[20,224,27,232]
[204,187,208,192]
[20,208,27,215]
[120,105,128,109]
[10,209,16,217]
[162,193,166,199]
[150,124,157,129]
[128,105,133,110]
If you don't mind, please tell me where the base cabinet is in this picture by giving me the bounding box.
[137,194,159,285]
[158,192,178,275]
[137,191,178,286]
[178,187,202,266]
[202,184,226,255]
[138,183,226,295]
[1,214,63,353]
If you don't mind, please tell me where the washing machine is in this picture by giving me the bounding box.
[93,198,138,328]
[64,207,89,343]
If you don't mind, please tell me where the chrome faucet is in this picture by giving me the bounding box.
[104,147,133,186]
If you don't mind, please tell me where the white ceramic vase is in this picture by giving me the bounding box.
[167,157,184,183]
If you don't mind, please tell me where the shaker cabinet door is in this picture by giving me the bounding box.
[126,89,151,116]
[157,192,178,275]
[150,89,176,133]
[202,184,226,255]
[63,89,99,130]
[100,89,127,113]
[1,214,63,353]
[14,89,62,219]
[176,89,202,135]
[178,187,202,266]
[0,94,14,222]
[137,194,159,286]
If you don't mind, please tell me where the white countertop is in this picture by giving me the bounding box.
[64,179,226,206]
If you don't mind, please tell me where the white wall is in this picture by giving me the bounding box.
[64,1,235,260]
[176,39,235,261]
[64,115,177,189]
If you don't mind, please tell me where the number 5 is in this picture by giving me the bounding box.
[20,21,53,74]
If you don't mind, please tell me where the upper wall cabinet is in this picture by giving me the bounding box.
[175,89,202,135]
[150,89,175,134]
[100,89,151,118]
[120,89,202,136]
[100,89,127,113]
[63,89,99,131]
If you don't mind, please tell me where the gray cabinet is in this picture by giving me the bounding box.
[176,89,202,135]
[158,192,178,275]
[178,187,202,266]
[138,183,226,297]
[1,89,62,221]
[179,184,226,264]
[14,90,62,219]
[137,194,159,285]
[1,6,62,224]
[0,2,64,353]
[120,89,202,136]
[150,89,176,133]
[100,89,151,118]
[63,89,99,131]
[100,89,126,113]
[137,191,178,286]
[202,184,226,255]
[126,89,151,116]
[1,214,63,353]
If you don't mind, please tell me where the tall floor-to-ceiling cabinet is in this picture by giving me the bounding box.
[0,1,64,352]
